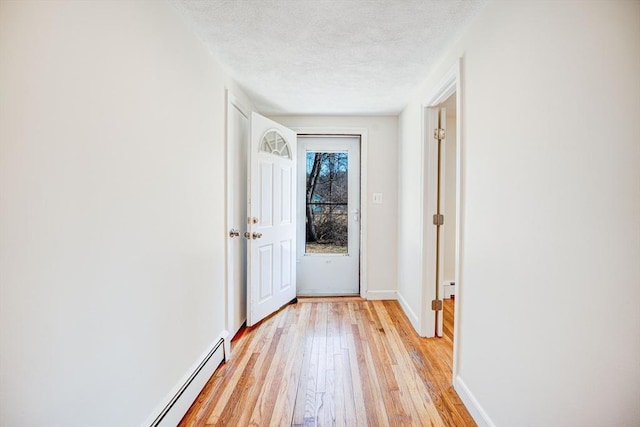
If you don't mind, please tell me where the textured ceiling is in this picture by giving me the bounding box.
[172,0,485,115]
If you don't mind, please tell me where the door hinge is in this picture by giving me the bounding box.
[433,128,445,140]
[431,299,443,311]
[433,214,444,226]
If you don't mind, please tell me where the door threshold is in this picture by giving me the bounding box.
[297,295,364,303]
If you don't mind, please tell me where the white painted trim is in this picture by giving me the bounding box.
[397,291,421,333]
[225,89,250,347]
[414,105,429,337]
[360,130,369,301]
[454,376,495,427]
[365,290,397,300]
[289,127,369,300]
[452,69,464,381]
[143,331,229,427]
[424,64,458,107]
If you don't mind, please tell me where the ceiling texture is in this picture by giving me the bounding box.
[173,0,485,115]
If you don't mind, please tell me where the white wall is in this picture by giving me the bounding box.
[269,116,398,298]
[397,107,424,325]
[398,0,640,426]
[0,1,252,425]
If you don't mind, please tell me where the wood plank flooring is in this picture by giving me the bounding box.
[443,298,454,342]
[179,297,474,426]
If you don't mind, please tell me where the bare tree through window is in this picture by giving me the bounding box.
[305,151,348,253]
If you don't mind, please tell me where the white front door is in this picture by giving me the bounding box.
[246,113,297,326]
[296,135,360,295]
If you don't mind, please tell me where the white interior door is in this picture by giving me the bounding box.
[246,113,297,326]
[296,135,360,295]
[422,107,440,338]
[225,93,249,336]
[436,108,446,337]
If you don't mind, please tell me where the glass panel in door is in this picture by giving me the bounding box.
[305,152,348,254]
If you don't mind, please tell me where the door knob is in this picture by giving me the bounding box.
[229,229,240,238]
[252,232,263,239]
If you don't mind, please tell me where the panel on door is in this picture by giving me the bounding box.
[247,113,297,326]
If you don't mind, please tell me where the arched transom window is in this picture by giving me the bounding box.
[260,129,291,159]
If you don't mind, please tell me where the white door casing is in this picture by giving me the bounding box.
[296,135,361,295]
[226,92,249,337]
[247,113,297,326]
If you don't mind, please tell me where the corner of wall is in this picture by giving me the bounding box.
[365,290,397,300]
[396,290,421,334]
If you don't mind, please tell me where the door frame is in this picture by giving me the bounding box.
[290,127,368,299]
[224,89,250,355]
[420,59,463,380]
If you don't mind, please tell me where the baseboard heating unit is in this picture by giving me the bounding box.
[148,336,226,427]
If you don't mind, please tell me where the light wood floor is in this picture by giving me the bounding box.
[443,298,454,342]
[179,297,473,426]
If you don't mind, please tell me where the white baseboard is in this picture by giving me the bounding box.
[365,290,397,300]
[396,291,420,334]
[454,376,495,427]
[143,331,229,427]
[223,332,232,360]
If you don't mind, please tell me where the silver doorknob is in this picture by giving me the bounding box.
[229,229,240,238]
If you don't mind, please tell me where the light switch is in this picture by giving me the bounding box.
[372,193,383,204]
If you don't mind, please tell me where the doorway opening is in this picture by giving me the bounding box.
[438,94,458,344]
[420,60,463,383]
[296,135,361,296]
